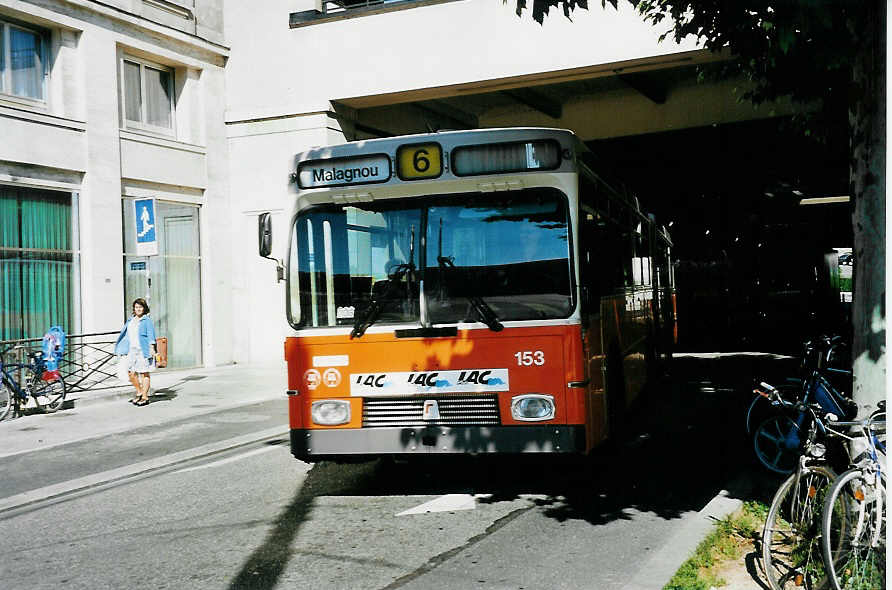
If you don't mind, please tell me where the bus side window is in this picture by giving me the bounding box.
[592,213,622,297]
[578,174,603,315]
[579,213,601,316]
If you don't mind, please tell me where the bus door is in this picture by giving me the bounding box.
[578,208,606,448]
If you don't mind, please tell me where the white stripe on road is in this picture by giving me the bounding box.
[0,426,288,514]
[173,444,281,473]
[396,493,493,516]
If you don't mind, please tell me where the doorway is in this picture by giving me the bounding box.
[123,200,202,368]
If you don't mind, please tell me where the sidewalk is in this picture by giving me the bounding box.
[0,363,287,459]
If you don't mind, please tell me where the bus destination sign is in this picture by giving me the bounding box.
[298,154,391,189]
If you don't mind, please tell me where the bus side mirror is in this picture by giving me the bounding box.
[258,212,284,282]
[258,212,273,258]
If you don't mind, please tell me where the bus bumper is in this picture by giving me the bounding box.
[290,425,585,460]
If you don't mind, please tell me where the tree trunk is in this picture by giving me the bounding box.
[850,0,886,416]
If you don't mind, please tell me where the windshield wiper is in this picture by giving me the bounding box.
[351,263,412,338]
[436,255,503,332]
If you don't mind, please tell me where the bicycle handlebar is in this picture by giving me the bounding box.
[824,417,886,429]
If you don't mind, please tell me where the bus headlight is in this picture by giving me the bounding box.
[510,394,555,421]
[311,400,351,425]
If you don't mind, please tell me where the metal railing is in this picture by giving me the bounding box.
[0,332,120,393]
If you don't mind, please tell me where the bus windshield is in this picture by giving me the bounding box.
[287,187,573,329]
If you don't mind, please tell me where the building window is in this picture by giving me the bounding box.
[290,0,455,27]
[0,186,80,341]
[121,57,175,133]
[0,20,46,102]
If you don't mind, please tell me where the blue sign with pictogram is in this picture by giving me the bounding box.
[134,198,158,256]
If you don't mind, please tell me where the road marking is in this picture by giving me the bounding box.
[0,426,288,515]
[396,493,493,516]
[173,444,280,473]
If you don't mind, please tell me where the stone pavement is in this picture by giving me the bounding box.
[0,362,287,459]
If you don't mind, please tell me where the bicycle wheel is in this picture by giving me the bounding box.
[821,468,886,590]
[762,464,835,590]
[754,413,804,474]
[0,381,12,421]
[3,364,34,416]
[32,374,66,413]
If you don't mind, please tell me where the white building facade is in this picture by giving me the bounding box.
[0,0,231,368]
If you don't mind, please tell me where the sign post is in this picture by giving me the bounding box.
[134,198,158,256]
[133,198,158,303]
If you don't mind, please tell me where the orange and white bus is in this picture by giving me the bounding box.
[260,128,675,462]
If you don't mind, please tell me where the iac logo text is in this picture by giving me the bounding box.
[355,374,387,388]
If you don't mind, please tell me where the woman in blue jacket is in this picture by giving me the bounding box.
[115,298,157,406]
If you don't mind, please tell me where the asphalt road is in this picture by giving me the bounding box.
[0,440,696,590]
[0,356,782,590]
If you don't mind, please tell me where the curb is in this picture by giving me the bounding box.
[0,392,286,460]
[621,489,744,590]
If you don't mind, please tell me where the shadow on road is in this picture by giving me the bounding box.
[227,353,793,589]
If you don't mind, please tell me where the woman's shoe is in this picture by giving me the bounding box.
[135,399,149,406]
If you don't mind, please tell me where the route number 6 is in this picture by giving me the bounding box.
[413,149,430,172]
[397,143,442,180]
[515,351,545,366]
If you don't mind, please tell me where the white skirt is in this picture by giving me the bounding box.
[124,349,154,374]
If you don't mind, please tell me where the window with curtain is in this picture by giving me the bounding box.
[0,19,46,102]
[0,186,79,341]
[121,57,174,132]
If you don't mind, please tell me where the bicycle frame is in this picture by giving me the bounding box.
[0,346,46,404]
[1,364,32,403]
[829,413,886,549]
[747,336,853,437]
[862,468,884,549]
[760,371,854,448]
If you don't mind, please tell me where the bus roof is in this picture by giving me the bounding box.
[294,127,582,164]
[292,128,588,191]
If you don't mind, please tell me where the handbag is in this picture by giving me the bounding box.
[155,337,168,368]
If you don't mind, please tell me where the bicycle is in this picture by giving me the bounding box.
[751,336,856,474]
[758,382,844,590]
[0,345,67,420]
[820,402,886,590]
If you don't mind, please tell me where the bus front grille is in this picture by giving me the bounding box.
[362,395,501,427]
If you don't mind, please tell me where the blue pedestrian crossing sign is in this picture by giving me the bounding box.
[134,198,158,256]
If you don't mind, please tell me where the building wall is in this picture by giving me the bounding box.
[224,0,700,120]
[0,0,231,366]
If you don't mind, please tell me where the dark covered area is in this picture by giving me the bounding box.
[589,117,852,354]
